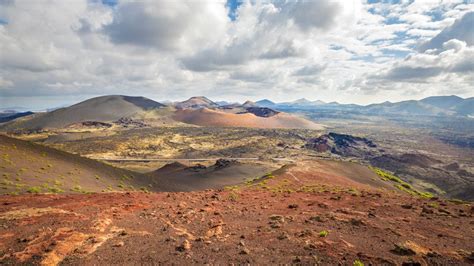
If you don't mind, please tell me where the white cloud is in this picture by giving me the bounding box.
[0,0,473,107]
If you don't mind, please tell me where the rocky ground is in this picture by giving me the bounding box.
[1,166,473,265]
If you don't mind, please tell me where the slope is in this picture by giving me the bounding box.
[149,160,273,191]
[173,108,324,129]
[1,95,166,130]
[0,134,158,194]
[175,96,219,109]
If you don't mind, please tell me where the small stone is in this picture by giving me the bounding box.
[176,239,191,252]
[421,207,434,214]
[304,242,317,250]
[309,216,325,222]
[401,204,412,209]
[391,244,416,256]
[350,218,364,226]
[318,203,328,208]
[277,232,289,240]
[113,241,124,247]
[165,236,177,242]
[269,215,284,222]
[270,223,281,228]
[240,247,250,255]
[467,251,474,261]
[298,229,313,237]
[288,204,298,209]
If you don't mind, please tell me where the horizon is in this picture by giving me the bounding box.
[0,93,470,111]
[1,1,473,109]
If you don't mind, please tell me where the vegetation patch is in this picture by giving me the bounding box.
[318,230,329,237]
[370,166,433,199]
[27,186,42,193]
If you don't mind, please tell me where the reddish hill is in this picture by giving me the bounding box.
[173,108,323,129]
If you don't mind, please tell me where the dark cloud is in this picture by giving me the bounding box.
[181,47,250,72]
[279,1,341,32]
[384,66,443,81]
[293,64,326,76]
[419,12,474,52]
[104,2,186,49]
[449,53,474,73]
[102,2,226,50]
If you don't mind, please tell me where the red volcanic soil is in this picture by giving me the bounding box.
[173,108,324,129]
[1,163,473,265]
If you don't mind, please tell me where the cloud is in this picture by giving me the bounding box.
[280,1,341,32]
[365,38,473,93]
[419,11,474,51]
[0,0,473,108]
[180,1,344,72]
[103,1,228,51]
[385,66,444,81]
[293,64,327,76]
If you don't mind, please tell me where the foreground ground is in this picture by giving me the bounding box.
[1,168,473,265]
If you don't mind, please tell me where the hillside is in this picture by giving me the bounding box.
[149,160,273,191]
[453,97,474,116]
[257,95,474,117]
[0,162,472,265]
[173,108,323,129]
[175,96,219,109]
[1,95,166,130]
[1,95,324,131]
[0,134,160,194]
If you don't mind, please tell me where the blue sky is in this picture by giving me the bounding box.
[0,0,473,109]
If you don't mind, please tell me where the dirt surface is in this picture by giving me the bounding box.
[1,166,472,265]
[150,160,274,191]
[173,108,323,129]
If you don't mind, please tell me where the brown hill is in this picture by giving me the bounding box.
[175,96,219,109]
[173,108,324,129]
[149,159,272,191]
[0,134,159,194]
[0,135,274,194]
[0,135,163,194]
[1,95,166,130]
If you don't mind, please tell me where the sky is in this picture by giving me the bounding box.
[0,0,473,110]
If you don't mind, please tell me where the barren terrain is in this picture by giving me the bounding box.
[1,163,473,265]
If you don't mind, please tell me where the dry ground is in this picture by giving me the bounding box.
[0,163,473,265]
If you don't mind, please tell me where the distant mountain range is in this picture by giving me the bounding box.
[256,95,474,117]
[0,95,323,130]
[1,95,472,131]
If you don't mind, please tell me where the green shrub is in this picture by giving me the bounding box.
[71,185,83,192]
[228,191,239,201]
[318,230,329,237]
[27,186,42,193]
[49,186,64,193]
[353,260,364,266]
